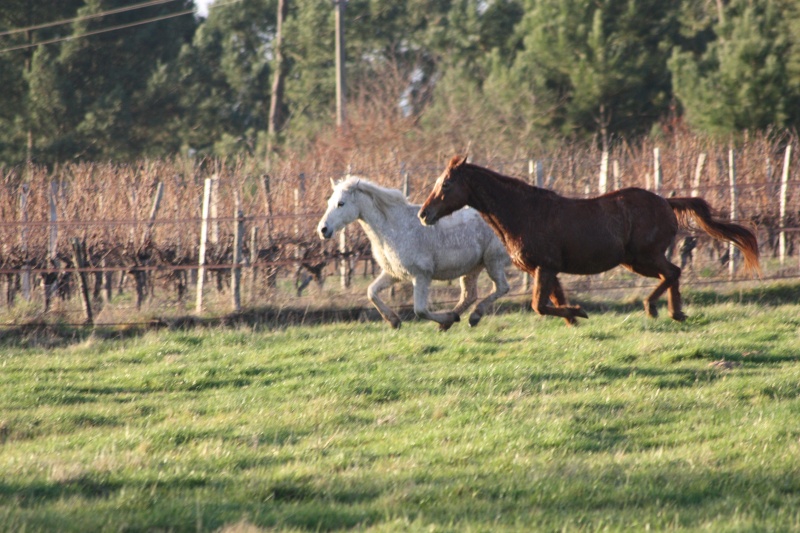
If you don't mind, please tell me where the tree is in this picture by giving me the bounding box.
[496,0,681,142]
[160,0,275,158]
[0,0,84,165]
[267,0,288,156]
[25,0,197,163]
[669,0,800,134]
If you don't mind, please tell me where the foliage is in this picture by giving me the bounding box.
[1,287,800,531]
[161,0,277,158]
[3,0,800,165]
[0,0,85,164]
[24,0,197,163]
[669,0,800,134]
[501,0,680,141]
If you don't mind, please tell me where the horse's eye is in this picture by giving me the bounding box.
[441,181,451,191]
[337,201,345,207]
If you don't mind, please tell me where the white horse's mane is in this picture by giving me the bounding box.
[336,175,412,218]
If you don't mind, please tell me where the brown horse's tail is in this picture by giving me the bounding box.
[668,197,761,275]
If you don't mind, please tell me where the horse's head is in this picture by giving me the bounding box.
[418,155,469,226]
[317,177,362,239]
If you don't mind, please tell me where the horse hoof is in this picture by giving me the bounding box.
[390,320,402,329]
[468,312,482,327]
[671,311,687,322]
[437,314,460,332]
[644,302,658,318]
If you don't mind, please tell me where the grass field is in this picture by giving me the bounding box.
[1,283,800,532]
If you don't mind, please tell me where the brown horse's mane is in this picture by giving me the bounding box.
[452,157,559,200]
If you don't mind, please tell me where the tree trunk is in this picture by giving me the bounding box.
[267,0,289,155]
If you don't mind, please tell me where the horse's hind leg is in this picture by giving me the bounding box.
[532,268,586,325]
[368,271,402,328]
[470,261,510,327]
[412,275,460,331]
[625,259,685,321]
[453,271,479,317]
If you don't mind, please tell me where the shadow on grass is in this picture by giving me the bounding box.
[1,281,798,349]
[685,282,800,306]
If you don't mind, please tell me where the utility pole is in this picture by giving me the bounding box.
[25,0,34,178]
[333,0,347,128]
[266,0,288,171]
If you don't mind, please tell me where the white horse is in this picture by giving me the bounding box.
[317,176,510,330]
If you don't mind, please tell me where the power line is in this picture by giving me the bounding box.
[0,9,193,54]
[0,0,241,55]
[0,0,183,38]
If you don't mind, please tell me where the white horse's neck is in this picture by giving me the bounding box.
[353,191,416,244]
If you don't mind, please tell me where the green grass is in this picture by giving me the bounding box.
[2,284,800,532]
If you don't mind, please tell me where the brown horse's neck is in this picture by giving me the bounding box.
[461,164,543,230]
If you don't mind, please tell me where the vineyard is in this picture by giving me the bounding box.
[2,133,799,327]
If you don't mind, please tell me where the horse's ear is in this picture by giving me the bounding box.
[448,155,466,169]
[330,177,336,189]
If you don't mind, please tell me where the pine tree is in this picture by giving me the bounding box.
[497,0,681,141]
[669,0,800,133]
[25,0,197,162]
[160,0,276,157]
[0,0,84,165]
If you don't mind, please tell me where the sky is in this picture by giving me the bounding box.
[196,0,214,17]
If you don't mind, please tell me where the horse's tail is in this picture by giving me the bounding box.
[668,197,761,275]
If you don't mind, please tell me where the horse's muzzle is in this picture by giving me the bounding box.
[418,208,437,226]
[318,225,333,239]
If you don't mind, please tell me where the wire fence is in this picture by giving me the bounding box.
[2,144,800,327]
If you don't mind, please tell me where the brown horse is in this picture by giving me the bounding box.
[418,156,760,325]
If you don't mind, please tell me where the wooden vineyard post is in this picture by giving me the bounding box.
[232,192,244,312]
[44,181,60,311]
[19,184,31,302]
[130,181,165,310]
[779,144,792,265]
[653,147,662,195]
[392,167,411,299]
[196,177,212,314]
[532,159,544,188]
[101,256,113,304]
[599,150,609,195]
[261,174,276,288]
[729,149,737,278]
[249,226,259,303]
[209,174,220,246]
[339,227,350,289]
[142,182,164,243]
[261,175,274,247]
[524,159,545,292]
[71,238,93,325]
[692,153,706,197]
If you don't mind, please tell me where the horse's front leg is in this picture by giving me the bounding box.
[548,276,588,322]
[470,260,510,327]
[412,275,460,331]
[367,271,402,328]
[532,268,586,325]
